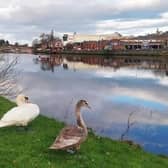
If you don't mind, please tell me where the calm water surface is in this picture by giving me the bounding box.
[7,53,168,155]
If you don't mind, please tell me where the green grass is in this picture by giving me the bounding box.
[0,96,168,168]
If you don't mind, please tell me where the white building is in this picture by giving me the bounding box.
[62,32,122,45]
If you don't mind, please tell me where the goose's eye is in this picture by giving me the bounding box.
[85,101,88,105]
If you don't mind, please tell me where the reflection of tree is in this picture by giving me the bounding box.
[37,55,63,72]
[63,63,68,70]
[33,57,40,64]
[40,62,53,71]
[0,55,21,98]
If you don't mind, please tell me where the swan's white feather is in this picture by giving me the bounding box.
[0,103,40,127]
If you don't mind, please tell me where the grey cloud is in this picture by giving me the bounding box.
[0,0,168,43]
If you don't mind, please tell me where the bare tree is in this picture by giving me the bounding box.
[0,55,21,98]
[120,111,136,141]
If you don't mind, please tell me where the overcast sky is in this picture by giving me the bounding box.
[0,0,168,44]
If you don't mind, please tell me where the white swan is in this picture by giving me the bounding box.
[0,94,40,128]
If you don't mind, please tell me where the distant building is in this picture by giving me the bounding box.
[33,30,63,53]
[62,32,122,45]
[105,39,125,50]
[122,39,165,50]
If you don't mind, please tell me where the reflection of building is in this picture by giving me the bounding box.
[65,55,168,73]
[35,55,168,76]
[166,71,168,76]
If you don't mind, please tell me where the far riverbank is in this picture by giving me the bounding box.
[34,49,168,57]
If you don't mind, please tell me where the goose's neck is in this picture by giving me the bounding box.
[75,106,88,136]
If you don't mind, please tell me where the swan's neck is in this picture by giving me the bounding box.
[75,106,88,136]
[16,100,25,106]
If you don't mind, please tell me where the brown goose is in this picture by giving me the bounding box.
[49,100,91,151]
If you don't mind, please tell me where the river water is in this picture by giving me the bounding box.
[5,53,168,155]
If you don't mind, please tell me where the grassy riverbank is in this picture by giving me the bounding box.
[0,96,168,168]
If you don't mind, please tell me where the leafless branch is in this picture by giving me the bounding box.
[120,111,136,141]
[0,55,22,98]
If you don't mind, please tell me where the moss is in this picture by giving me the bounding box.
[0,96,168,168]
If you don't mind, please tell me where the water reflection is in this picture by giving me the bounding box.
[35,54,168,76]
[12,53,168,155]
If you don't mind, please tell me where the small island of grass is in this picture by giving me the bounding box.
[0,96,168,168]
